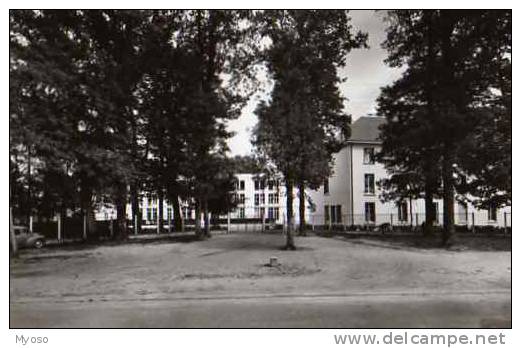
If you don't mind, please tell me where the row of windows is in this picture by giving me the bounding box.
[325,202,499,224]
[145,207,174,221]
[235,207,280,220]
[257,193,279,205]
[233,193,281,205]
[324,173,376,195]
[235,179,281,191]
[324,202,412,224]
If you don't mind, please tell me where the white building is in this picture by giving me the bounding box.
[308,116,511,228]
[231,173,310,224]
[95,173,311,227]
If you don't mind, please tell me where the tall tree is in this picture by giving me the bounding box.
[171,10,258,238]
[378,10,511,245]
[10,10,154,239]
[254,10,367,249]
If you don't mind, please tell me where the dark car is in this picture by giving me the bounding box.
[13,226,46,249]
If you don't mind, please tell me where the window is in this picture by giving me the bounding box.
[239,194,245,204]
[433,202,440,224]
[363,148,375,164]
[254,193,265,206]
[254,179,265,191]
[364,174,375,194]
[182,208,191,220]
[365,202,376,223]
[147,207,152,222]
[268,193,279,204]
[488,206,497,221]
[324,205,330,224]
[268,207,279,220]
[239,208,245,219]
[324,178,329,194]
[323,205,341,224]
[239,180,245,191]
[458,202,468,223]
[268,180,275,190]
[331,205,336,224]
[397,202,408,222]
[152,207,157,222]
[255,207,265,218]
[330,205,342,224]
[167,207,172,221]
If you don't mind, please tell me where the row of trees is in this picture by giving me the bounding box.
[10,10,258,241]
[10,10,369,250]
[377,10,511,245]
[10,10,511,251]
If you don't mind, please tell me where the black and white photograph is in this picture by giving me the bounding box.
[8,6,512,337]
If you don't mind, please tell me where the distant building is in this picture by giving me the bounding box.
[308,116,511,227]
[231,173,311,224]
[95,173,311,226]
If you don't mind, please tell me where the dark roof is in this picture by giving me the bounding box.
[348,116,385,143]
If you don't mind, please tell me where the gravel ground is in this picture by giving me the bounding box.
[10,232,511,303]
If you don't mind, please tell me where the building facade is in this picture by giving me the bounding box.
[308,116,511,228]
[95,173,311,226]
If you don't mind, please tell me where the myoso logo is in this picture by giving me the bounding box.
[15,335,49,345]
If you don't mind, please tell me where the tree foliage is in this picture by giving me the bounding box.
[377,10,511,244]
[253,10,367,247]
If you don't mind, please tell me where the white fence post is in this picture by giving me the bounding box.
[156,210,160,234]
[168,210,172,234]
[57,213,62,242]
[29,215,33,233]
[227,212,231,234]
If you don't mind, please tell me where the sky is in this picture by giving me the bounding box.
[226,10,404,156]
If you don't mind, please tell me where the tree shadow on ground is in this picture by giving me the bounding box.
[316,231,511,252]
[196,233,315,252]
[22,234,201,255]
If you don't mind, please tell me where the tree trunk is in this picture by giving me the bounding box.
[80,186,96,240]
[158,189,164,234]
[26,144,32,225]
[424,179,436,236]
[130,183,141,235]
[172,195,182,232]
[10,206,18,257]
[284,180,296,250]
[86,204,98,239]
[195,199,203,239]
[114,184,128,241]
[203,199,210,238]
[298,181,306,236]
[409,196,413,229]
[442,148,456,246]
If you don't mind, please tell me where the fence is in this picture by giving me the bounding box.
[25,210,512,242]
[307,212,511,235]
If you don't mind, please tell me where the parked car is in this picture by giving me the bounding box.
[12,225,45,249]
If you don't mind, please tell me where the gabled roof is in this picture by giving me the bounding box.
[348,116,385,144]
